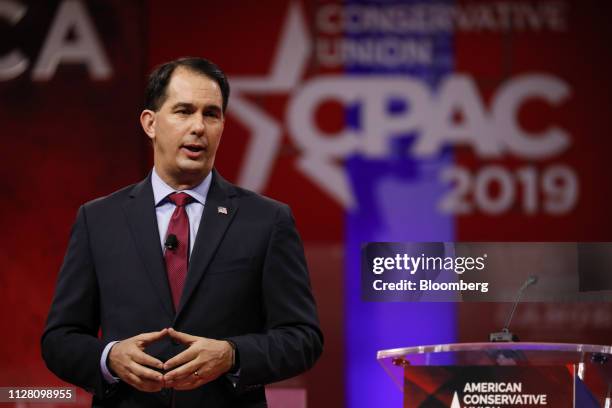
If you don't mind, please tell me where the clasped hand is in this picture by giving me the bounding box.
[108,328,234,392]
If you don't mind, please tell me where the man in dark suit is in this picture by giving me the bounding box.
[42,57,323,407]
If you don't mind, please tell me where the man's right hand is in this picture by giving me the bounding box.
[108,329,168,392]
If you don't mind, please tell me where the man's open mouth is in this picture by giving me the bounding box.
[183,145,204,153]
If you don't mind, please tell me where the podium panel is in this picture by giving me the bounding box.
[377,343,612,407]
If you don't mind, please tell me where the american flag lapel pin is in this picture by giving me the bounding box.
[217,206,228,215]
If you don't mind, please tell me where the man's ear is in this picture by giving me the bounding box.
[140,110,156,141]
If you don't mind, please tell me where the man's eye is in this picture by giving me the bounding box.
[205,111,219,118]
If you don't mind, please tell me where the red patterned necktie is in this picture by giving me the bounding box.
[164,192,193,311]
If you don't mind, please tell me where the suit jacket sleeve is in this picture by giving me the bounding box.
[226,203,323,387]
[41,205,112,398]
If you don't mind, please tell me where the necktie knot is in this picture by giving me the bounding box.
[167,192,193,207]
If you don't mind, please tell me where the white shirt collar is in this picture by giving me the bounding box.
[151,167,212,206]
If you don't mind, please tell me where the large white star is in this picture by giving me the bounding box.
[228,2,311,193]
[228,2,355,208]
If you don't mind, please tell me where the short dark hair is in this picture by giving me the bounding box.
[144,57,230,112]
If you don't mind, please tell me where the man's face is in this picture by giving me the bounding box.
[141,67,225,189]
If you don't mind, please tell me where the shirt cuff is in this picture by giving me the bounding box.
[225,339,240,387]
[100,341,120,384]
[226,369,241,388]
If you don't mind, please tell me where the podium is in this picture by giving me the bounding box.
[377,342,612,407]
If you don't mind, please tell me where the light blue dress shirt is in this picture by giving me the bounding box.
[100,168,211,383]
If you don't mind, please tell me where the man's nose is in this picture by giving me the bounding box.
[190,117,205,135]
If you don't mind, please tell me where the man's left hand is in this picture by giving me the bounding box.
[162,328,234,390]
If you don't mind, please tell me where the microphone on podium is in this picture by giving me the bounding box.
[489,275,538,342]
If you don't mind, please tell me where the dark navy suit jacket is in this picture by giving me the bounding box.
[42,170,323,407]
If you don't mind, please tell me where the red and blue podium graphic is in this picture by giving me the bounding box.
[404,366,573,408]
[378,343,611,408]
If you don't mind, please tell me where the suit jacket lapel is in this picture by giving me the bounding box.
[123,175,175,319]
[176,171,238,319]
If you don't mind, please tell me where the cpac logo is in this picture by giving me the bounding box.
[0,0,112,80]
[229,3,571,208]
